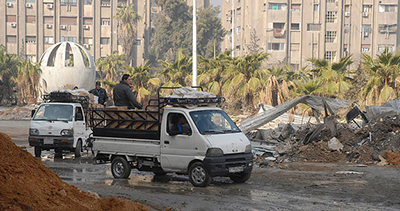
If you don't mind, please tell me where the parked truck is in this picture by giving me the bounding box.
[29,91,92,158]
[91,87,253,187]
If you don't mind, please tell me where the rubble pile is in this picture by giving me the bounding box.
[0,106,34,120]
[0,132,147,211]
[250,115,400,166]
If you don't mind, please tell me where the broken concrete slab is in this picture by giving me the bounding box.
[328,137,344,151]
[366,99,400,120]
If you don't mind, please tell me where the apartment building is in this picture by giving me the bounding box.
[0,0,209,66]
[221,0,400,69]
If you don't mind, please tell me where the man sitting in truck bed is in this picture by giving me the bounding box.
[113,74,142,109]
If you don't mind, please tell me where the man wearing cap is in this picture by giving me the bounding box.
[89,81,108,106]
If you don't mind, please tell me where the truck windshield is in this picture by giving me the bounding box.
[190,110,241,135]
[33,104,73,122]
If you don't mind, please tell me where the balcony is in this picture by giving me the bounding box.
[273,28,285,38]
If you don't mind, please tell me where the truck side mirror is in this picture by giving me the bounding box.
[31,109,36,118]
[168,130,182,136]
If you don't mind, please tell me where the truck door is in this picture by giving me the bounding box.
[161,112,197,172]
[73,106,85,146]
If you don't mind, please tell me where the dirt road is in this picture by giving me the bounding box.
[1,120,399,210]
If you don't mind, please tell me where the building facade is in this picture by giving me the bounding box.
[0,0,209,66]
[221,0,400,69]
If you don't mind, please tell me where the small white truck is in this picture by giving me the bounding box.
[91,87,253,187]
[29,92,92,158]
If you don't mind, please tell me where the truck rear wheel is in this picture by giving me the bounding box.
[229,171,252,183]
[74,140,82,158]
[188,162,211,187]
[34,146,41,158]
[111,156,131,179]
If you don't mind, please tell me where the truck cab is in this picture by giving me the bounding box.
[92,87,253,187]
[29,101,91,158]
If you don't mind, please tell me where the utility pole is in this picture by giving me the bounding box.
[231,0,234,58]
[192,0,197,86]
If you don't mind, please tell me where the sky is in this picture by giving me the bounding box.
[211,0,222,8]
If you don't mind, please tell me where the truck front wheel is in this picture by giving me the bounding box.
[188,162,211,187]
[34,146,41,158]
[111,157,131,179]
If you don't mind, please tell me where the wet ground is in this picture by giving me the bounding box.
[1,120,400,210]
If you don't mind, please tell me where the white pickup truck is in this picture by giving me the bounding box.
[91,87,253,187]
[29,92,92,158]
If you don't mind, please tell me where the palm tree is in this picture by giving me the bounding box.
[158,48,192,87]
[125,60,159,100]
[222,52,269,109]
[361,49,400,104]
[114,3,142,66]
[307,55,353,98]
[15,59,42,104]
[0,46,20,101]
[96,51,126,82]
[198,51,233,96]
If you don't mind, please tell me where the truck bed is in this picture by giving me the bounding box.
[93,136,161,157]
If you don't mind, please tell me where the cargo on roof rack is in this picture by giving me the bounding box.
[43,91,90,107]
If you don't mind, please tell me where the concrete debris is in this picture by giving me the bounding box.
[366,99,400,120]
[335,171,364,175]
[328,137,344,151]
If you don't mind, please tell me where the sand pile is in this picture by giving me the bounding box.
[0,132,147,211]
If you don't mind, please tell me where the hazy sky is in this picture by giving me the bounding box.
[211,0,222,7]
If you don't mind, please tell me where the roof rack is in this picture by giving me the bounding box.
[43,91,89,107]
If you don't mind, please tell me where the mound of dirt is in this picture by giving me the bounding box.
[0,132,147,211]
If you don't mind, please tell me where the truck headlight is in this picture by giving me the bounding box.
[206,148,224,157]
[60,129,73,136]
[245,144,252,153]
[29,128,39,135]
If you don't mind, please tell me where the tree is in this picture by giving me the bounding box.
[246,28,262,54]
[0,45,20,102]
[149,1,224,64]
[158,48,192,87]
[361,49,400,104]
[307,55,353,98]
[114,3,142,65]
[96,51,126,82]
[15,59,42,105]
[125,60,159,100]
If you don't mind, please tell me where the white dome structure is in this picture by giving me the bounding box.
[39,42,96,93]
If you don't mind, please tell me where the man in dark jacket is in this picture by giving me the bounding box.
[89,81,108,106]
[113,74,142,109]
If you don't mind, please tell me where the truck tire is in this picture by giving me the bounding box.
[34,146,41,158]
[229,171,252,183]
[54,148,63,158]
[188,162,211,187]
[74,140,82,158]
[111,156,131,179]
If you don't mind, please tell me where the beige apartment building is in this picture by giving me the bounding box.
[222,0,400,69]
[0,0,209,66]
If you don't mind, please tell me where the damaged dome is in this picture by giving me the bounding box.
[39,42,96,94]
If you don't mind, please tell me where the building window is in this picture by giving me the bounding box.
[83,37,93,45]
[268,3,287,11]
[60,17,77,25]
[379,24,397,34]
[101,0,111,7]
[291,4,300,11]
[26,55,37,63]
[379,4,397,12]
[44,36,54,44]
[362,44,370,53]
[324,51,336,60]
[362,25,371,37]
[378,45,395,53]
[6,0,16,2]
[327,0,336,3]
[268,43,285,51]
[83,18,93,25]
[237,26,241,34]
[61,36,77,42]
[100,38,110,45]
[291,23,300,30]
[44,16,53,24]
[344,24,349,33]
[290,43,300,51]
[326,11,337,23]
[26,0,35,3]
[325,31,337,43]
[6,35,16,43]
[101,18,111,26]
[307,23,321,31]
[363,5,372,13]
[314,4,319,11]
[263,3,267,11]
[6,15,16,22]
[134,39,141,45]
[60,0,77,6]
[26,36,36,44]
[26,16,36,24]
[83,0,92,5]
